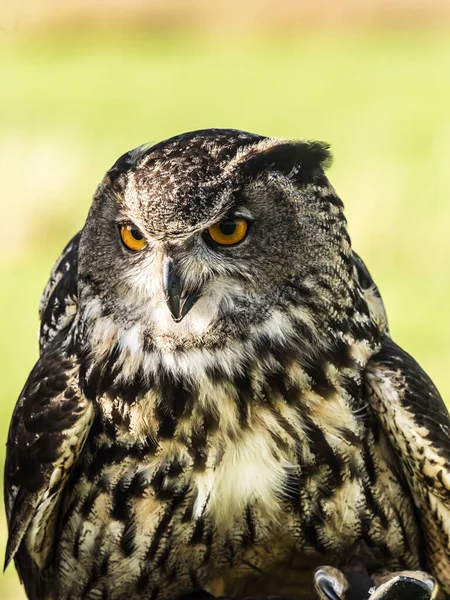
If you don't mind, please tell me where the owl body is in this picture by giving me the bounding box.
[5,130,450,600]
[52,331,420,600]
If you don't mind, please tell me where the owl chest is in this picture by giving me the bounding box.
[55,386,420,599]
[200,425,422,599]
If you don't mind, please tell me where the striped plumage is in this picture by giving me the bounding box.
[4,129,450,600]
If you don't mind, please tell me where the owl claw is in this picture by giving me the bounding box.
[314,567,346,600]
[314,565,436,600]
[171,591,217,600]
[368,574,436,600]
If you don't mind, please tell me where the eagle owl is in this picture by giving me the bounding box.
[4,129,450,600]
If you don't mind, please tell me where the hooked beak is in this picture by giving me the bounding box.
[162,256,201,322]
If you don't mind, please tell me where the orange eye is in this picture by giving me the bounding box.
[207,218,248,246]
[119,224,147,252]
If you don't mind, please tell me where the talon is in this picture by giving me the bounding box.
[369,574,436,600]
[314,567,347,600]
[172,592,218,600]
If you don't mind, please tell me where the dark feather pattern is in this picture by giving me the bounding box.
[39,232,80,352]
[366,336,450,592]
[4,342,94,592]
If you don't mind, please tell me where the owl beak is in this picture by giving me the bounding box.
[162,256,200,322]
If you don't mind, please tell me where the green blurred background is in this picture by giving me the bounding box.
[1,1,450,597]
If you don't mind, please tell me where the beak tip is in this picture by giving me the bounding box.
[162,256,200,322]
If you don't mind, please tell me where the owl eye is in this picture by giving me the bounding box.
[119,224,147,252]
[206,218,248,246]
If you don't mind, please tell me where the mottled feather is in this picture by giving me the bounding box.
[4,343,94,581]
[39,233,79,352]
[366,336,450,595]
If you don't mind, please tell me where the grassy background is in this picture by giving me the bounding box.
[1,26,450,597]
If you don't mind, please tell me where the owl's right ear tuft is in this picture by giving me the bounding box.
[239,139,332,185]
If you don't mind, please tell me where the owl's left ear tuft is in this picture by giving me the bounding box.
[240,139,332,185]
[106,144,152,184]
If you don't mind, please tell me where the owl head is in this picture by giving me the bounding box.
[77,129,360,362]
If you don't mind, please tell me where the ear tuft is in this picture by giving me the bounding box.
[239,140,332,185]
[107,144,152,184]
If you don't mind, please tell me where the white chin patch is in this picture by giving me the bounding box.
[151,293,219,339]
[150,277,240,342]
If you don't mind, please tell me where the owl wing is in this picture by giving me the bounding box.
[39,231,80,353]
[4,342,95,579]
[365,335,450,593]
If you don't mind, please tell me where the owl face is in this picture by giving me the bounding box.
[77,129,349,355]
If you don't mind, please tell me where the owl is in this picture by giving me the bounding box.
[4,129,450,600]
